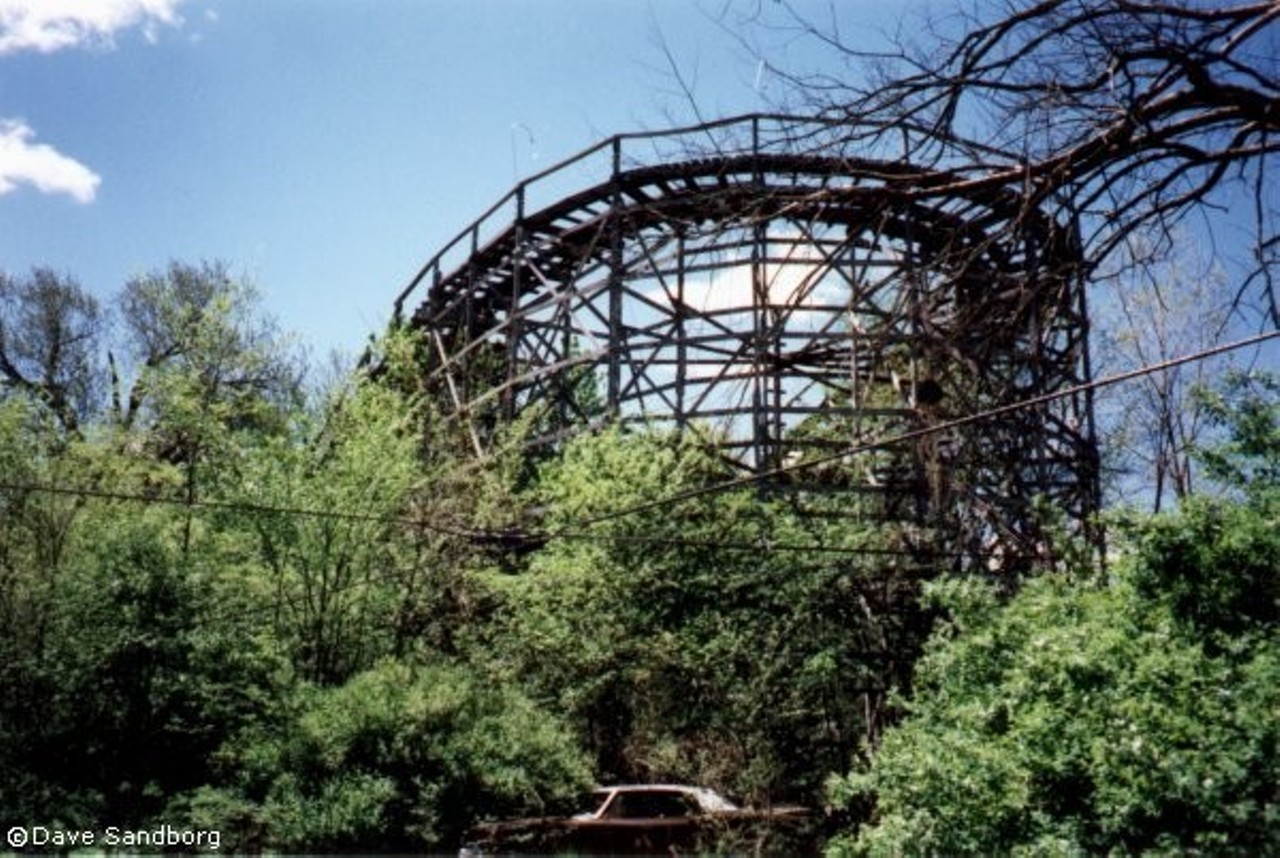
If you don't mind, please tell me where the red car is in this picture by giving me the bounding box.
[459,784,813,855]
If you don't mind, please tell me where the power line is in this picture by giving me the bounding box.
[0,479,478,540]
[544,328,1280,535]
[0,476,964,560]
[0,329,1274,556]
[533,528,986,559]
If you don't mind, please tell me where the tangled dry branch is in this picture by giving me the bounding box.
[752,0,1279,322]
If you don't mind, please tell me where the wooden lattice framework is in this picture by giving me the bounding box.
[393,115,1100,569]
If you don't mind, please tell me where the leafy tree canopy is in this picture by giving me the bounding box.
[184,660,590,852]
[827,375,1280,855]
[480,426,910,804]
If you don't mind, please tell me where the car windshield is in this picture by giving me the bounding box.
[573,790,611,817]
[604,790,693,819]
[690,788,739,812]
[576,785,742,819]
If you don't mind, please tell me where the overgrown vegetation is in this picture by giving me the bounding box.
[826,370,1279,855]
[0,265,594,850]
[2,0,1276,851]
[0,264,915,848]
[1,262,1274,853]
[828,512,1278,854]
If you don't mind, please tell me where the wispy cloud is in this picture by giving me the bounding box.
[644,244,843,317]
[0,0,184,55]
[0,119,101,203]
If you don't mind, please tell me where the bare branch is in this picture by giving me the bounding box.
[750,0,1278,320]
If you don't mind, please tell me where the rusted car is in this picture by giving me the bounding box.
[458,783,814,855]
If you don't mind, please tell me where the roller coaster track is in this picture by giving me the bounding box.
[403,152,1056,331]
[392,114,1100,570]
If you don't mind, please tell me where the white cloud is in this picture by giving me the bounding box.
[0,0,184,54]
[645,244,843,317]
[634,244,849,388]
[0,119,101,203]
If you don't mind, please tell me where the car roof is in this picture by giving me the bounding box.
[593,784,739,811]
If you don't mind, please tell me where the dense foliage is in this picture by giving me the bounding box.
[1,262,1275,854]
[0,266,591,850]
[0,264,910,848]
[478,427,906,802]
[827,372,1279,855]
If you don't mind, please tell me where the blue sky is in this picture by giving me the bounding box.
[0,0,921,358]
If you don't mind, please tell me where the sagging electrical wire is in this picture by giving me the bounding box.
[0,328,1274,557]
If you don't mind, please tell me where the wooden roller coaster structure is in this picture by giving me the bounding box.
[392,114,1100,572]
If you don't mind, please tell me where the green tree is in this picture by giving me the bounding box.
[232,380,423,684]
[108,261,305,560]
[1195,369,1280,505]
[184,659,589,852]
[0,262,305,830]
[0,394,86,818]
[0,474,284,830]
[111,260,302,435]
[482,426,899,804]
[830,566,1277,855]
[827,401,1279,855]
[0,262,579,853]
[0,268,104,435]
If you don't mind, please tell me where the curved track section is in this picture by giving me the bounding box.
[394,115,1099,568]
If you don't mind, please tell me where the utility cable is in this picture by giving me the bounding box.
[0,328,1274,554]
[0,479,478,540]
[543,328,1280,536]
[0,476,971,560]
